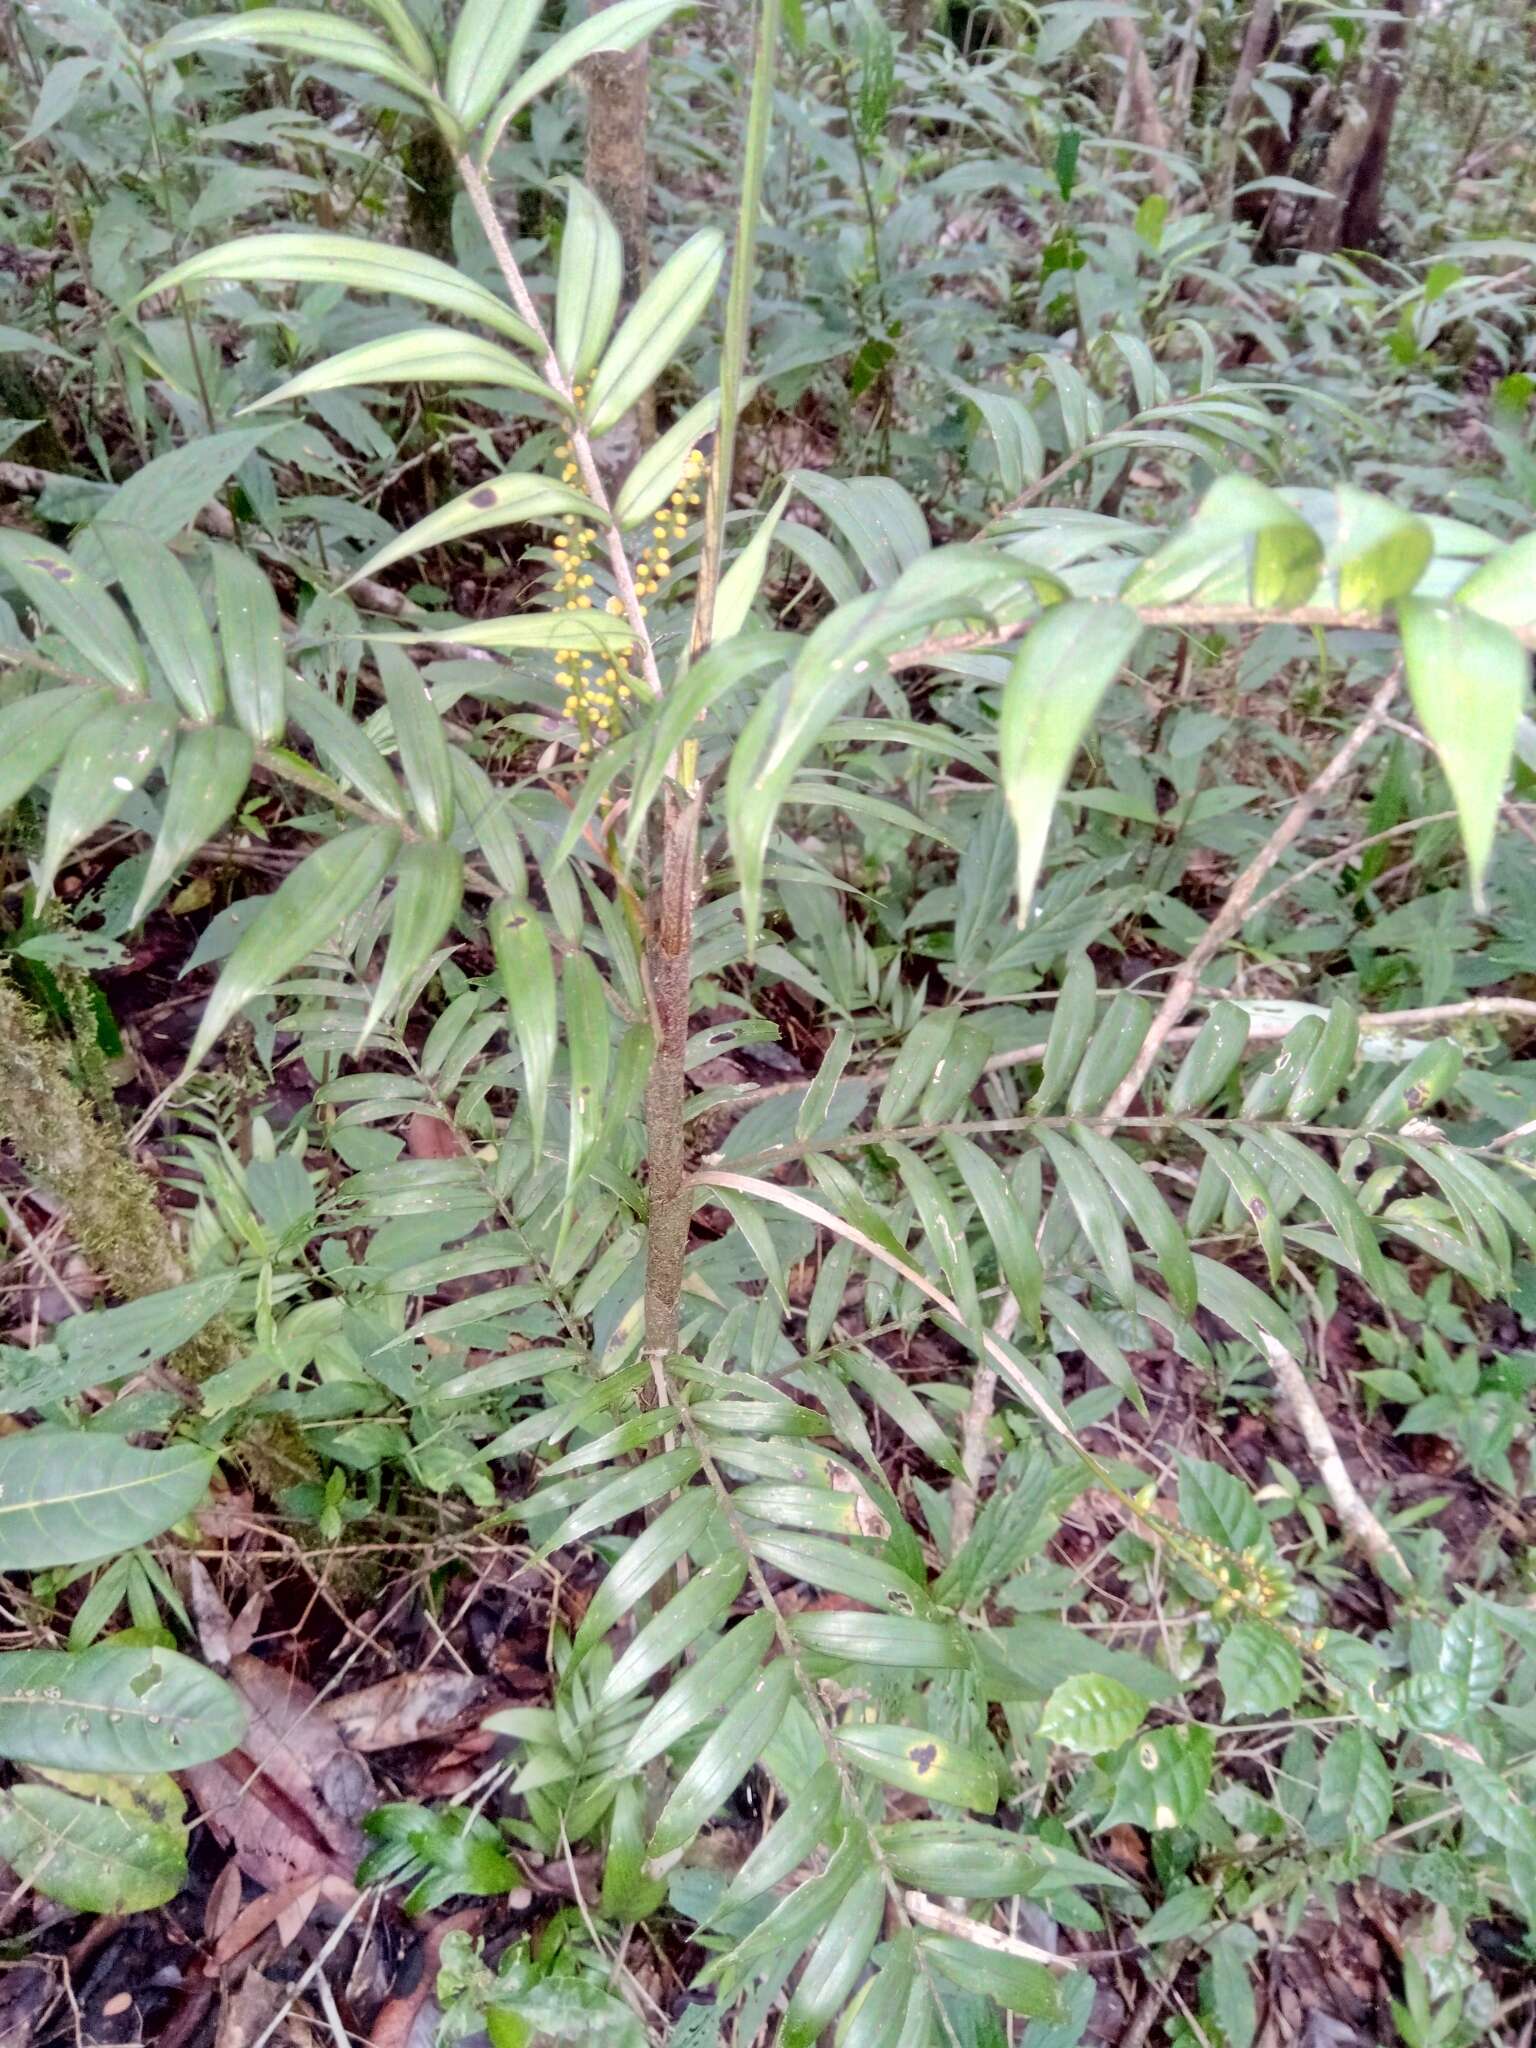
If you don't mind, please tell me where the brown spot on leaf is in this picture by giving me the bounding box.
[470,486,497,508]
[908,1742,938,1775]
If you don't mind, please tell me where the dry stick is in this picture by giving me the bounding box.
[1100,668,1404,1123]
[1256,1332,1409,1587]
[949,1293,1017,1553]
[902,1891,1068,1972]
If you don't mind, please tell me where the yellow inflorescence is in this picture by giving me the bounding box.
[552,440,707,757]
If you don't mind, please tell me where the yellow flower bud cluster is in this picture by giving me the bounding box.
[1192,1537,1295,1622]
[548,439,706,758]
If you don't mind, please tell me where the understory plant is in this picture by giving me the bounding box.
[1,3,1536,2044]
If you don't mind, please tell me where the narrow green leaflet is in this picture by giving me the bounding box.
[480,0,691,162]
[712,487,790,642]
[0,531,146,695]
[376,645,454,837]
[185,825,401,1072]
[597,1555,747,1707]
[1399,595,1526,904]
[445,0,539,132]
[141,236,538,352]
[1039,1672,1146,1754]
[491,898,556,1156]
[946,1135,1045,1335]
[998,600,1142,924]
[585,230,726,437]
[0,1644,243,1770]
[0,1783,186,1914]
[720,1762,844,1912]
[779,1865,887,2048]
[612,386,723,528]
[212,544,286,743]
[648,1659,795,1859]
[351,478,601,590]
[1456,532,1536,633]
[1070,1123,1198,1315]
[790,1612,972,1667]
[1038,1130,1136,1309]
[359,841,464,1046]
[1331,484,1433,610]
[37,700,176,903]
[97,528,223,721]
[0,1431,215,1569]
[1121,474,1322,609]
[245,328,555,414]
[355,0,435,75]
[285,674,407,819]
[0,687,112,817]
[132,725,254,922]
[449,750,526,894]
[153,13,435,106]
[620,1612,774,1773]
[921,1933,1065,2024]
[555,179,624,383]
[1031,951,1096,1112]
[837,1723,999,1812]
[1168,1002,1250,1113]
[562,950,611,1193]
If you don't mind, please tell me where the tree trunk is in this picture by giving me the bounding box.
[584,0,651,302]
[1215,0,1276,217]
[1103,12,1176,196]
[1167,0,1205,154]
[1339,0,1419,249]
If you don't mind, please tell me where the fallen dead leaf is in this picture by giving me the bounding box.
[319,1671,500,1753]
[210,1874,358,1970]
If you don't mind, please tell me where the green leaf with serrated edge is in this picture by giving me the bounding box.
[152,12,436,101]
[1189,1130,1284,1285]
[375,643,454,837]
[620,1611,774,1773]
[97,528,223,722]
[448,750,526,894]
[141,235,536,352]
[945,1135,1043,1335]
[445,0,539,130]
[538,1446,699,1556]
[1103,1724,1214,1831]
[597,1554,747,1707]
[0,532,145,695]
[1400,596,1525,905]
[1440,1600,1502,1710]
[554,178,623,382]
[1069,1123,1198,1316]
[0,1431,214,1569]
[1168,1002,1250,1114]
[1208,1926,1258,2048]
[480,0,691,161]
[841,1936,918,2048]
[349,476,600,590]
[585,229,724,437]
[0,687,111,817]
[921,1933,1065,2024]
[648,1658,795,1859]
[779,1864,886,2048]
[1177,1454,1267,1555]
[1217,1622,1303,1717]
[0,1644,243,1770]
[1453,531,1536,633]
[1038,1130,1136,1309]
[876,1820,1043,1898]
[185,824,400,1074]
[1065,991,1152,1117]
[1140,1887,1217,1944]
[1285,998,1358,1119]
[283,674,405,820]
[719,1760,843,1913]
[132,725,255,923]
[357,840,463,1047]
[713,486,791,642]
[1121,474,1322,609]
[1039,1672,1146,1754]
[245,328,555,416]
[838,1724,999,1812]
[211,544,286,744]
[999,601,1142,925]
[0,1784,184,1913]
[491,897,555,1156]
[1032,952,1097,1112]
[1331,484,1433,610]
[1320,1727,1392,1836]
[790,1612,971,1668]
[37,699,176,903]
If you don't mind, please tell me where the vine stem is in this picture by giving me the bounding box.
[454,154,663,702]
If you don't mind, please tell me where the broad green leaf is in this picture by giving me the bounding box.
[0,1782,185,1913]
[245,328,555,414]
[1440,1600,1502,1711]
[1456,532,1536,634]
[491,898,557,1157]
[0,1275,237,1413]
[77,429,277,571]
[445,0,539,131]
[37,699,176,902]
[1207,1926,1258,2048]
[0,1643,243,1770]
[285,674,407,819]
[1331,484,1432,610]
[185,825,400,1073]
[779,1864,886,2048]
[480,0,691,162]
[1319,1726,1392,1836]
[999,601,1142,924]
[0,1431,214,1569]
[1039,1672,1146,1754]
[153,13,435,104]
[132,725,255,922]
[1399,595,1525,903]
[838,1723,999,1811]
[376,644,454,836]
[1122,474,1322,609]
[97,528,223,721]
[586,229,725,437]
[1103,1724,1214,1830]
[348,475,600,588]
[142,235,537,353]
[648,1658,795,1858]
[358,840,463,1045]
[555,178,623,382]
[1177,1453,1269,1554]
[1216,1622,1303,1717]
[1139,1887,1217,1944]
[921,1932,1065,2023]
[620,1611,774,1772]
[0,532,146,695]
[211,544,286,744]
[0,687,112,817]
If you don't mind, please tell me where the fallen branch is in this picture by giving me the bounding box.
[902,1889,1072,1971]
